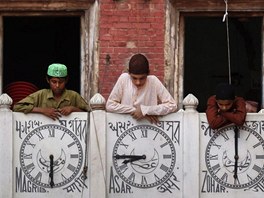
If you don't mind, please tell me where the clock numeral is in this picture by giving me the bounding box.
[48,128,55,137]
[163,154,172,159]
[23,153,32,159]
[60,132,66,140]
[256,155,264,159]
[209,154,218,160]
[154,174,160,182]
[119,164,128,174]
[221,172,228,182]
[26,163,35,173]
[67,164,76,172]
[220,132,230,141]
[70,154,79,158]
[35,131,44,141]
[160,142,169,148]
[26,141,36,148]
[61,173,67,181]
[211,164,221,174]
[211,141,221,149]
[119,141,129,149]
[68,142,76,148]
[253,142,261,149]
[252,164,261,173]
[141,129,148,138]
[246,132,251,141]
[153,132,158,140]
[160,164,169,172]
[129,132,137,141]
[247,174,253,181]
[35,171,42,182]
[141,176,148,185]
[128,172,135,182]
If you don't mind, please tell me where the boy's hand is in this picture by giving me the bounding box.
[131,106,144,120]
[131,107,160,124]
[41,108,61,120]
[58,106,74,116]
[145,115,159,124]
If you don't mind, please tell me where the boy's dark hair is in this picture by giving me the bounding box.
[215,83,235,100]
[128,54,150,75]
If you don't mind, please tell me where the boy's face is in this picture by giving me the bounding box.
[129,73,147,88]
[216,99,234,112]
[47,77,67,96]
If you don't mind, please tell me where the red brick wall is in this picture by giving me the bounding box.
[98,0,166,99]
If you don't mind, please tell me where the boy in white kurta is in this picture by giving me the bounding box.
[106,54,177,124]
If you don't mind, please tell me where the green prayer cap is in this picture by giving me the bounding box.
[47,63,67,77]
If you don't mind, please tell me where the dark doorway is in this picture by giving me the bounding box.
[3,16,80,92]
[184,17,262,112]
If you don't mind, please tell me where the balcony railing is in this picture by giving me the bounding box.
[0,93,263,198]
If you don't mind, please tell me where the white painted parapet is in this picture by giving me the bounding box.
[182,93,200,198]
[0,93,13,198]
[199,113,264,198]
[89,93,107,198]
[0,93,264,198]
[183,93,199,112]
[0,93,90,198]
[0,93,13,111]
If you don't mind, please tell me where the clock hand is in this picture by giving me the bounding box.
[114,154,146,160]
[113,154,146,164]
[122,155,146,164]
[49,155,55,188]
[123,158,140,164]
[233,126,239,182]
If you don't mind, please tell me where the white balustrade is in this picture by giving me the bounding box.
[0,93,263,198]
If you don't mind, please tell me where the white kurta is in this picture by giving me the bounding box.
[106,73,177,116]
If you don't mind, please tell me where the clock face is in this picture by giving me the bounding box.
[112,125,176,188]
[205,125,264,189]
[19,124,83,188]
